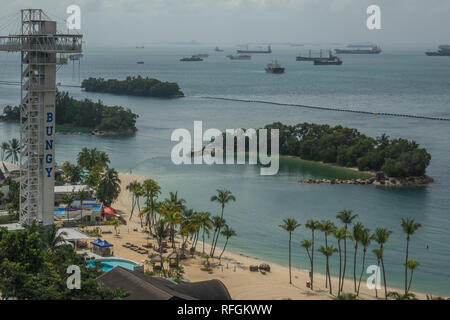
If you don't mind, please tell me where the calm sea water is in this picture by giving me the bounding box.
[1,44,450,295]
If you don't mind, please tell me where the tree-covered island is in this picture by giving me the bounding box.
[265,122,432,185]
[1,91,138,135]
[81,75,184,98]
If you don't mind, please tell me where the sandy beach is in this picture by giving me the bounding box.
[91,171,429,300]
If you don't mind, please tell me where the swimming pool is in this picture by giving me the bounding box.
[86,258,137,272]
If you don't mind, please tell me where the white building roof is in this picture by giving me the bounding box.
[0,222,25,231]
[57,227,91,240]
[54,185,92,194]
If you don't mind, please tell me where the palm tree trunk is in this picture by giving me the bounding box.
[381,256,388,300]
[407,269,414,293]
[218,237,229,260]
[210,228,218,256]
[341,234,347,292]
[324,233,328,288]
[337,240,342,296]
[202,229,206,254]
[212,205,225,257]
[129,196,136,220]
[326,256,332,294]
[353,243,358,292]
[405,237,409,294]
[357,249,366,296]
[375,260,380,298]
[288,232,292,284]
[311,230,314,290]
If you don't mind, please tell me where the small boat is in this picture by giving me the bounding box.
[227,54,251,60]
[136,61,144,64]
[314,57,342,65]
[215,46,224,52]
[180,55,203,61]
[265,61,285,74]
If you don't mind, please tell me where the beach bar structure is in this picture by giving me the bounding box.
[0,9,82,226]
[91,238,114,257]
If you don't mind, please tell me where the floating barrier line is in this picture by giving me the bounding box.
[201,96,450,122]
[0,80,80,88]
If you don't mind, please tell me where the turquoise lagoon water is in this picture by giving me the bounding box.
[1,44,450,295]
[86,259,137,272]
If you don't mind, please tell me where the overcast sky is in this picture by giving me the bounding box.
[2,0,450,45]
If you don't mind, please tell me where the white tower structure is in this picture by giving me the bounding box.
[0,9,83,226]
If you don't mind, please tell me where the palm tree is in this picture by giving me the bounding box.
[77,147,110,171]
[142,179,161,228]
[110,217,121,236]
[372,248,382,298]
[62,192,76,224]
[318,245,338,294]
[300,239,312,287]
[199,212,213,254]
[160,203,183,250]
[279,218,301,284]
[218,225,237,260]
[407,260,420,293]
[210,215,226,257]
[41,224,67,253]
[319,220,336,288]
[351,222,364,292]
[1,142,10,163]
[5,138,20,164]
[357,228,372,296]
[401,218,422,294]
[305,219,320,290]
[373,228,392,299]
[334,227,349,296]
[336,209,358,292]
[96,168,121,206]
[76,189,90,223]
[126,181,140,221]
[167,191,186,212]
[154,220,169,272]
[210,189,236,257]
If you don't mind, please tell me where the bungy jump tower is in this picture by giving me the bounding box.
[0,9,83,226]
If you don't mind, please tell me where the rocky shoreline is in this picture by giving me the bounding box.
[298,171,433,187]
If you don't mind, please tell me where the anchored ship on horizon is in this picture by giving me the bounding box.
[426,45,450,56]
[334,44,381,54]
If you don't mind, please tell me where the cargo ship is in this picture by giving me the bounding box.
[296,50,336,62]
[314,57,342,65]
[237,45,271,54]
[265,61,284,74]
[180,55,203,61]
[215,46,224,52]
[426,45,450,56]
[334,45,381,54]
[227,54,251,60]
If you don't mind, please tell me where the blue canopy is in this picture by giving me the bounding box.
[91,238,113,248]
